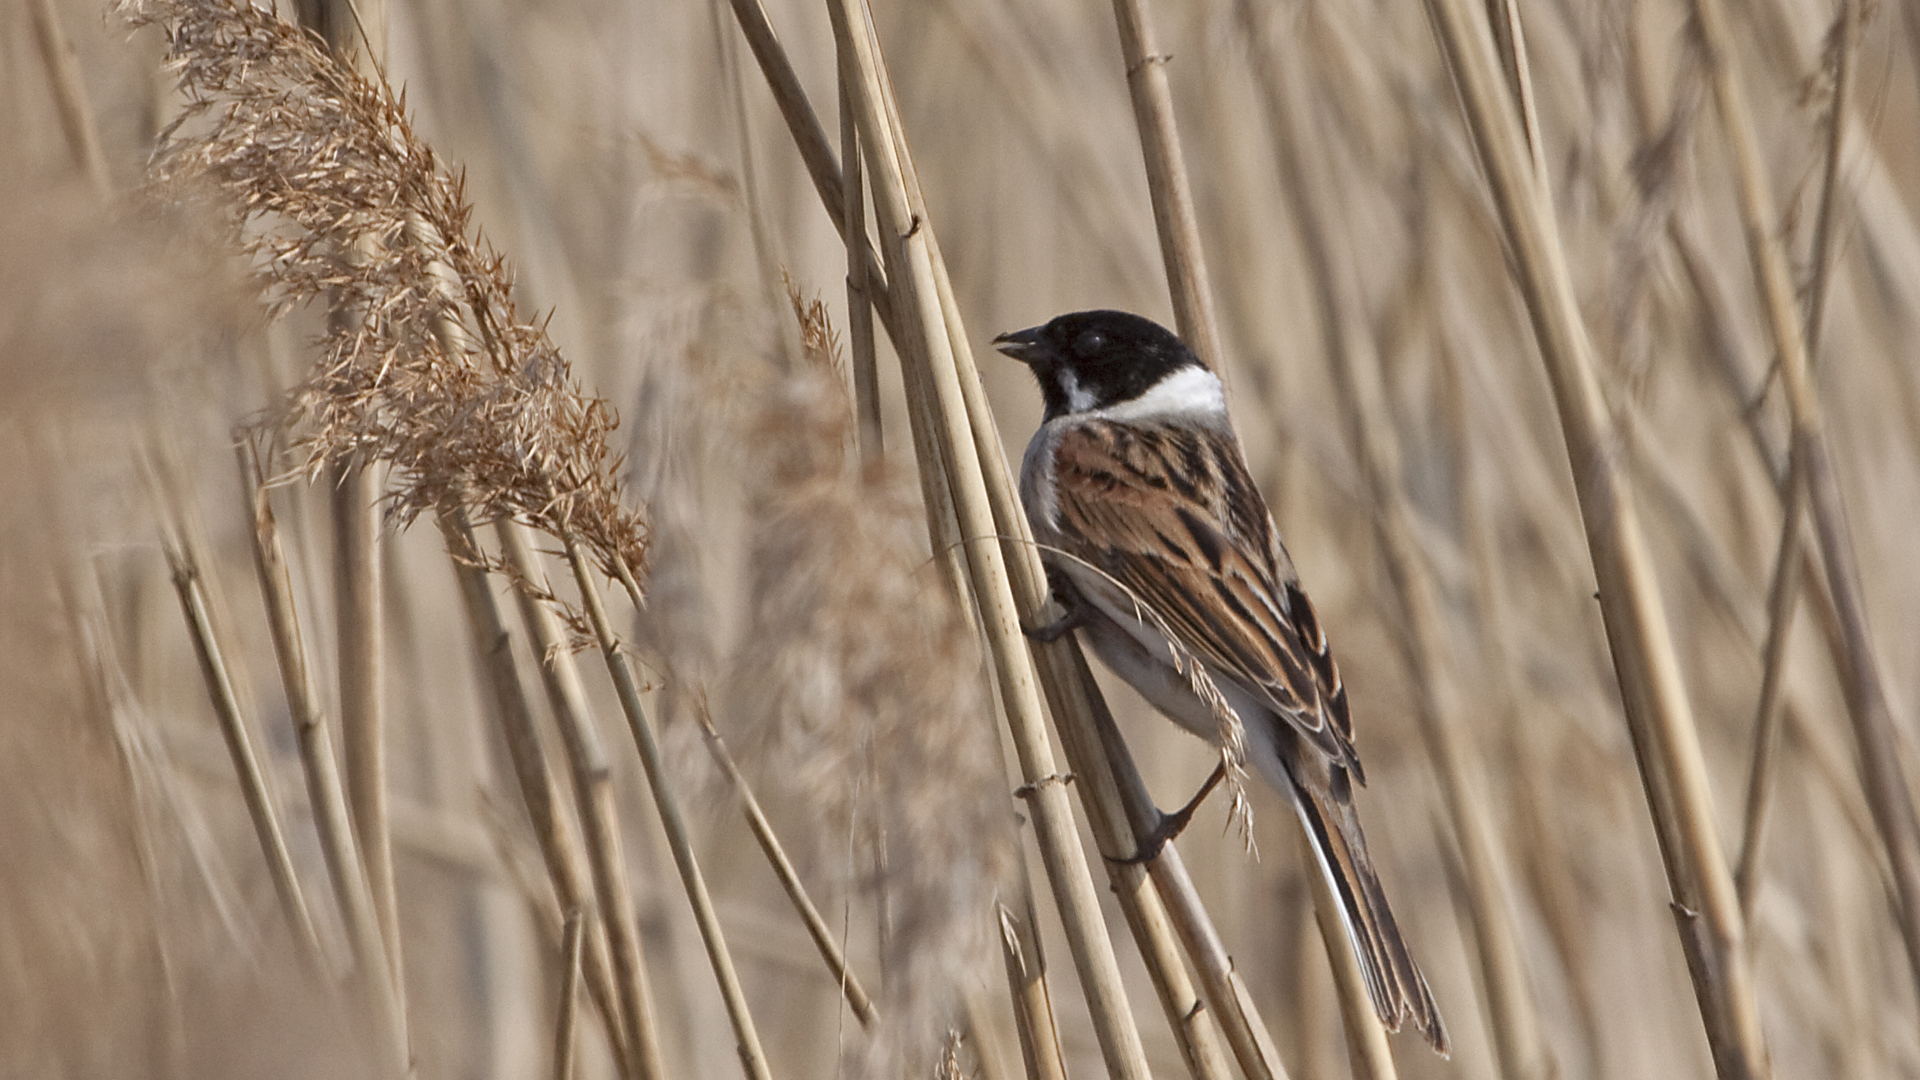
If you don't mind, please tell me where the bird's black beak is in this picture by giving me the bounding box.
[993,326,1050,365]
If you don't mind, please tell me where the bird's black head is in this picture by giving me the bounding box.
[994,310,1203,421]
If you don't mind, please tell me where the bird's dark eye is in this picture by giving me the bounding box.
[1073,330,1108,356]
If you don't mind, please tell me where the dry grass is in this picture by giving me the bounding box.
[5,0,1920,1078]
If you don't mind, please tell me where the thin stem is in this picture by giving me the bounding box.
[1731,0,1855,926]
[722,0,894,326]
[996,896,1068,1080]
[838,46,881,460]
[567,543,771,1080]
[331,456,403,1001]
[439,510,632,1077]
[712,0,803,370]
[162,533,326,974]
[1689,0,1920,1002]
[1304,834,1398,1080]
[1419,0,1772,1073]
[683,689,879,1028]
[496,522,664,1080]
[234,442,406,1070]
[1107,0,1224,371]
[556,907,586,1080]
[1734,470,1808,920]
[1482,0,1547,196]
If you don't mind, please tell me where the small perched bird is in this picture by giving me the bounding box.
[996,309,1447,1053]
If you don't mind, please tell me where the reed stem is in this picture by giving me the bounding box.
[684,694,879,1028]
[1241,5,1537,1070]
[234,442,407,1070]
[162,532,325,973]
[825,2,1157,1074]
[570,544,771,1080]
[556,907,586,1080]
[439,510,632,1077]
[1107,0,1223,371]
[497,522,665,1080]
[331,456,404,1003]
[1689,0,1920,1004]
[1419,0,1772,1072]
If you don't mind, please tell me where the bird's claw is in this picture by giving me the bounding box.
[1023,604,1086,643]
[1109,762,1228,865]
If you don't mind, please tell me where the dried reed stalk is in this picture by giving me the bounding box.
[556,907,586,1080]
[725,0,895,327]
[235,442,407,1069]
[158,522,325,973]
[1733,468,1810,920]
[996,898,1068,1080]
[578,546,771,1080]
[1732,0,1855,921]
[1418,0,1772,1074]
[686,697,878,1028]
[723,0,967,607]
[496,522,663,1080]
[1107,0,1224,372]
[1686,0,1920,1000]
[286,0,406,999]
[1664,210,1871,795]
[837,40,880,460]
[824,3,1157,1076]
[330,458,403,1001]
[438,510,631,1077]
[1241,7,1538,1074]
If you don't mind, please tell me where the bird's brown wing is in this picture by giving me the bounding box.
[1044,420,1359,773]
[1043,419,1446,1051]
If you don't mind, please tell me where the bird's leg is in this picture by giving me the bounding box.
[1024,568,1093,643]
[1113,761,1228,865]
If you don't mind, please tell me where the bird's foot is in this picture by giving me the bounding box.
[1023,603,1087,643]
[1024,572,1093,643]
[1112,762,1228,865]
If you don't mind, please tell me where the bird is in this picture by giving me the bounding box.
[995,309,1448,1054]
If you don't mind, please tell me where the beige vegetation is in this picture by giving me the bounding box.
[4,0,1920,1078]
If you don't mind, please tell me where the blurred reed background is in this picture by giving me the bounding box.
[4,0,1919,1078]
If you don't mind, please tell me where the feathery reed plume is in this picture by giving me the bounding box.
[739,288,1012,1072]
[126,0,647,579]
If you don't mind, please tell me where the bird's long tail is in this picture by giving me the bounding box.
[1287,763,1450,1055]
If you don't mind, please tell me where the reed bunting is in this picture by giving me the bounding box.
[996,309,1447,1053]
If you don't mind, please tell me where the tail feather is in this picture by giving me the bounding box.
[1288,766,1450,1056]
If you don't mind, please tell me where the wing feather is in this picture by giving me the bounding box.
[1040,420,1358,771]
